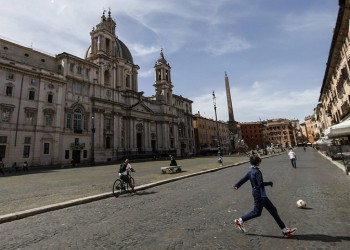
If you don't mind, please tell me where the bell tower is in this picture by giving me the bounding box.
[154,49,173,104]
[89,9,117,59]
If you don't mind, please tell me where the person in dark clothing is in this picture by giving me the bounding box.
[23,161,29,171]
[169,155,177,166]
[233,155,296,238]
[12,162,19,172]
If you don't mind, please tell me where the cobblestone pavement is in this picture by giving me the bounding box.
[0,148,349,249]
[0,154,251,216]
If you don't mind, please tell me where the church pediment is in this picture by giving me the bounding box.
[129,102,154,114]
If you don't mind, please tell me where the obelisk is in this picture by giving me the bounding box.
[225,72,237,134]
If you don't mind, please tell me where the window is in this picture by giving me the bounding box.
[25,111,34,124]
[48,94,53,103]
[126,75,130,88]
[70,63,75,72]
[43,143,50,154]
[73,108,82,131]
[0,145,6,158]
[0,136,7,143]
[65,150,70,159]
[83,150,87,158]
[23,145,30,158]
[30,79,37,85]
[24,137,31,144]
[85,68,90,77]
[45,114,53,126]
[106,136,111,149]
[7,72,14,80]
[1,108,11,122]
[105,117,111,130]
[6,86,13,96]
[77,66,82,75]
[74,83,82,94]
[29,90,35,100]
[83,115,87,130]
[66,113,72,129]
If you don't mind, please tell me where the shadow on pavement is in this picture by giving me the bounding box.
[247,233,350,242]
[134,190,157,196]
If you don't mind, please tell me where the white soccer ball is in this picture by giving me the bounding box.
[296,199,306,208]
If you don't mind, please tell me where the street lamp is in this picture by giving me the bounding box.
[91,116,96,165]
[212,91,221,157]
[179,127,183,158]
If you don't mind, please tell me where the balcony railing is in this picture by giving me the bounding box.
[70,142,85,149]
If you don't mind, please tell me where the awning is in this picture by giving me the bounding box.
[314,137,331,145]
[325,119,350,138]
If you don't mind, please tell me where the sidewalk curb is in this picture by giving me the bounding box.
[0,154,281,224]
[317,150,349,174]
[0,161,246,224]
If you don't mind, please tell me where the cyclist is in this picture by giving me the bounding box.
[119,159,136,193]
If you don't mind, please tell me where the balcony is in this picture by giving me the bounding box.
[70,142,85,149]
[104,129,113,135]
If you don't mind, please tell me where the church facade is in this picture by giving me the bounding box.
[0,11,194,167]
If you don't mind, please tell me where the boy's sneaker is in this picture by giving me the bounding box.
[234,218,247,232]
[282,228,297,238]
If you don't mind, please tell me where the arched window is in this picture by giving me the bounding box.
[125,75,130,88]
[104,70,110,85]
[73,108,82,131]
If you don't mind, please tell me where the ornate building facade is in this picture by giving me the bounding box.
[0,11,194,167]
[261,119,298,148]
[315,0,350,137]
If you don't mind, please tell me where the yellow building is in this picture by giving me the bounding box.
[317,0,350,136]
[193,112,230,155]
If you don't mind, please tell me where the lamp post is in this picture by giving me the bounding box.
[91,116,96,165]
[212,91,221,157]
[179,127,183,158]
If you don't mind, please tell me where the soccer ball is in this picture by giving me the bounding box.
[296,199,306,208]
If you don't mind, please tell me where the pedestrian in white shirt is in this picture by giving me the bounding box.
[288,149,297,168]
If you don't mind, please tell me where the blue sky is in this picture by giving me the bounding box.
[0,0,339,122]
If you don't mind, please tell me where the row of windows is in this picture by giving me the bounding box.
[0,135,40,159]
[3,85,53,102]
[5,72,38,85]
[69,63,90,77]
[0,144,90,160]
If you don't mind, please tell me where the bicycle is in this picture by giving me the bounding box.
[112,171,135,197]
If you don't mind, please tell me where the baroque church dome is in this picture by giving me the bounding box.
[85,38,133,63]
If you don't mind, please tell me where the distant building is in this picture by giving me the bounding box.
[261,119,297,148]
[193,112,230,155]
[0,11,194,167]
[239,122,264,150]
[304,115,316,143]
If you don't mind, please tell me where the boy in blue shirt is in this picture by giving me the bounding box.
[233,155,296,238]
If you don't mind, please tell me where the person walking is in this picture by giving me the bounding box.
[233,155,297,238]
[288,148,297,168]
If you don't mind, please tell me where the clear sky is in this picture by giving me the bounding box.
[0,0,339,123]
